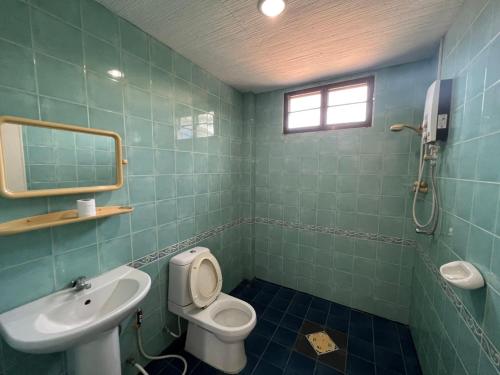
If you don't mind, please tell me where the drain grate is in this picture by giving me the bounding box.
[305,331,339,355]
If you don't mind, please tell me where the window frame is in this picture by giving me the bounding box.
[283,76,375,134]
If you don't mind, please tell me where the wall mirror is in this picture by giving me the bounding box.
[0,116,124,199]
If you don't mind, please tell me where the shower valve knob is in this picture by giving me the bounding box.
[412,181,428,193]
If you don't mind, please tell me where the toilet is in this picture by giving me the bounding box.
[168,247,256,374]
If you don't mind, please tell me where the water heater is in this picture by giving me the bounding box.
[422,79,452,143]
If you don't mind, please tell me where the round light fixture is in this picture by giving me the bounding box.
[107,69,124,79]
[258,0,286,17]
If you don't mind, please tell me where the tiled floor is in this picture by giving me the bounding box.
[143,279,422,375]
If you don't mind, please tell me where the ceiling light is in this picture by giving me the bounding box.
[258,0,286,17]
[107,69,124,79]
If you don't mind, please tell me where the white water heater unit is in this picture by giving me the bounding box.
[422,79,452,144]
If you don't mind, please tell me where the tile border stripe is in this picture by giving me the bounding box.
[129,217,246,268]
[416,245,500,372]
[129,216,415,269]
[253,216,416,247]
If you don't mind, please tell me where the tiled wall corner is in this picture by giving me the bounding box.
[410,0,500,374]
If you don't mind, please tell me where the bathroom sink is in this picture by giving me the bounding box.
[0,265,151,356]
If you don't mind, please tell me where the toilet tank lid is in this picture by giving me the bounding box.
[170,247,210,266]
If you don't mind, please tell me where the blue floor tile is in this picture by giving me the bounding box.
[253,360,283,375]
[306,308,328,325]
[240,289,259,302]
[288,302,309,317]
[373,316,398,335]
[350,311,373,327]
[314,362,343,375]
[281,314,304,331]
[329,303,351,319]
[249,300,266,314]
[271,296,292,311]
[347,355,375,375]
[293,293,313,306]
[373,328,401,354]
[262,281,280,294]
[374,346,405,373]
[190,362,219,375]
[348,336,374,362]
[254,291,275,304]
[349,324,373,342]
[158,363,183,375]
[262,341,291,369]
[310,297,330,312]
[150,279,422,375]
[326,315,349,333]
[240,353,259,375]
[285,351,316,375]
[375,366,404,375]
[276,287,296,300]
[145,358,171,374]
[262,307,285,324]
[254,319,277,339]
[273,326,298,348]
[247,333,269,357]
[404,354,423,375]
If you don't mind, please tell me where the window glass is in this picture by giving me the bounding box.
[289,92,321,112]
[327,103,367,124]
[328,85,367,106]
[284,77,374,133]
[288,109,321,129]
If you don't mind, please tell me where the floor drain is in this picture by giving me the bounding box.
[305,331,339,355]
[84,299,91,305]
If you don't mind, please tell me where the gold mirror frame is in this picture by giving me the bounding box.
[0,116,125,199]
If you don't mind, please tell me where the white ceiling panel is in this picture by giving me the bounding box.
[97,0,464,92]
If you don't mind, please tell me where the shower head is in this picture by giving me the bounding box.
[389,124,422,134]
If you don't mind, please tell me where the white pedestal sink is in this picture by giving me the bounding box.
[0,265,151,375]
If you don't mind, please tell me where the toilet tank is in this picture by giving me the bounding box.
[168,247,210,307]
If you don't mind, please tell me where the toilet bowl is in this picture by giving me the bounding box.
[168,247,256,373]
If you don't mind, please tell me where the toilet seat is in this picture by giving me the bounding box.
[183,293,256,341]
[189,252,222,308]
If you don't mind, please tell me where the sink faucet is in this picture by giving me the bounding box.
[71,276,91,291]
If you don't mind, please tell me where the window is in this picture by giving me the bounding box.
[283,76,374,134]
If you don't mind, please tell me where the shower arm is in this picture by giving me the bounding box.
[389,124,423,134]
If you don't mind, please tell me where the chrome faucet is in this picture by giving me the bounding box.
[71,276,91,291]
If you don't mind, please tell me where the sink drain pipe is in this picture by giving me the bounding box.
[129,308,188,375]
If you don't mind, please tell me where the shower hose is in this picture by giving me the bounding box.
[412,135,439,234]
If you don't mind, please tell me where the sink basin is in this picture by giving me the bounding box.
[0,265,151,375]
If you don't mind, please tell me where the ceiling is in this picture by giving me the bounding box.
[97,0,464,92]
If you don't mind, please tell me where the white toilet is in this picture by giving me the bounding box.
[168,247,256,374]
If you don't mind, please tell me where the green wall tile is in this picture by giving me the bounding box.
[120,20,148,60]
[99,235,132,271]
[32,8,83,65]
[0,39,35,92]
[84,33,120,77]
[0,86,38,118]
[0,0,31,46]
[150,38,172,71]
[40,97,88,126]
[0,256,54,313]
[123,52,150,89]
[87,71,123,113]
[37,54,86,103]
[125,85,151,119]
[81,0,119,46]
[54,245,99,289]
[32,0,81,27]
